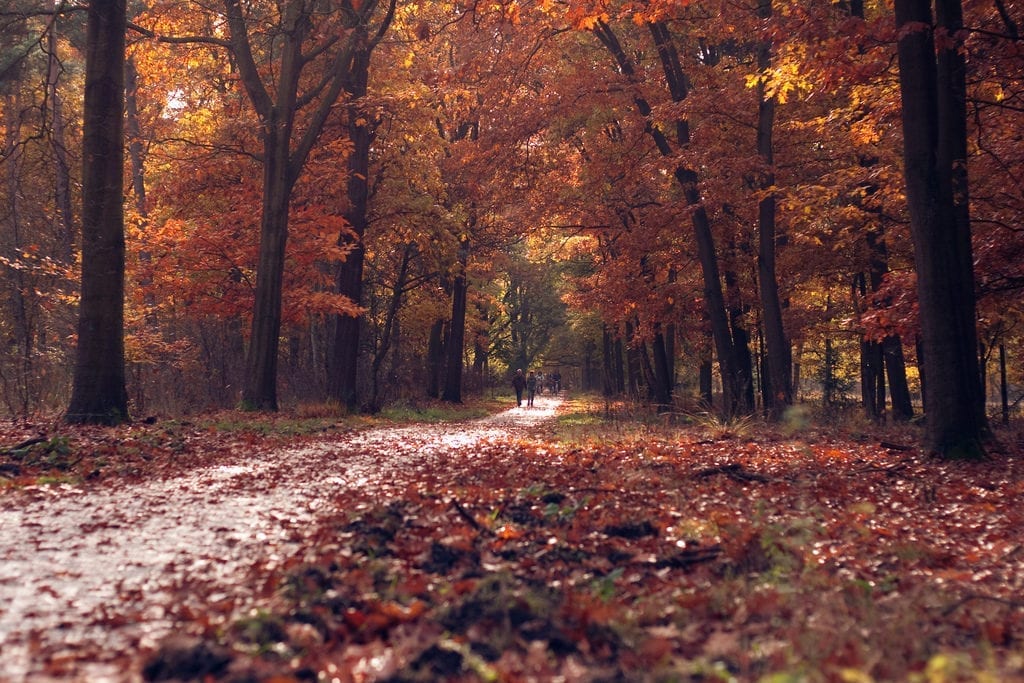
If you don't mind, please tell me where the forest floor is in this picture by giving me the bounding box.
[1,395,1023,682]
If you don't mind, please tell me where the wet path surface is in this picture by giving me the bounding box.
[0,398,561,682]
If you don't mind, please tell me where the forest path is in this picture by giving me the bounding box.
[0,395,563,682]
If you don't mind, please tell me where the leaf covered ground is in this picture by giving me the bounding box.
[2,396,1024,682]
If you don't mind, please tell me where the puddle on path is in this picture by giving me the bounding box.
[0,397,561,682]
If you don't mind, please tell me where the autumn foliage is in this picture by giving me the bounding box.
[0,0,1021,427]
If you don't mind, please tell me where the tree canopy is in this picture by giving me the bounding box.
[1,0,1023,454]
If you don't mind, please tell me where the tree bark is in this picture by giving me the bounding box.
[999,343,1009,425]
[426,318,445,399]
[328,39,374,409]
[724,262,755,412]
[651,327,673,410]
[754,3,793,418]
[442,236,470,403]
[48,6,75,266]
[894,0,987,457]
[2,35,33,416]
[66,0,129,425]
[884,335,914,420]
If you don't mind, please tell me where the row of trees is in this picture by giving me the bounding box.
[1,0,1023,456]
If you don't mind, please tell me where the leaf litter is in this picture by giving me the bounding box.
[1,397,1023,681]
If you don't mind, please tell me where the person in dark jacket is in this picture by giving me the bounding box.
[512,369,526,407]
[526,371,538,407]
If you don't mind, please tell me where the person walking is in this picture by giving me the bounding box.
[526,370,538,407]
[512,369,526,407]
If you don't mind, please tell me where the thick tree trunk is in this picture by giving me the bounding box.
[328,45,373,409]
[755,24,793,417]
[67,0,129,425]
[242,121,294,411]
[895,0,987,457]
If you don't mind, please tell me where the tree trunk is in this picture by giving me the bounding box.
[700,356,713,407]
[48,6,75,266]
[823,337,835,407]
[651,328,673,410]
[442,236,469,403]
[602,325,616,397]
[370,242,413,410]
[225,0,395,411]
[242,123,294,411]
[860,338,885,420]
[855,272,885,419]
[593,20,743,415]
[895,0,987,457]
[754,10,793,418]
[625,321,642,399]
[999,343,1008,425]
[725,263,755,412]
[884,335,914,420]
[328,44,374,409]
[67,0,129,425]
[328,242,365,407]
[614,335,626,394]
[426,318,445,399]
[2,60,33,416]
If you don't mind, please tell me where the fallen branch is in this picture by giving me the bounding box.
[854,462,909,476]
[695,463,771,483]
[880,442,914,452]
[3,436,47,455]
[654,545,722,569]
[448,497,491,536]
[941,592,1024,617]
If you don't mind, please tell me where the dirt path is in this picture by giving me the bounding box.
[0,397,562,682]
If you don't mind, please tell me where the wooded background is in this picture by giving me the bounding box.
[1,0,1022,446]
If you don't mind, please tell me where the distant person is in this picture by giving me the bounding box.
[526,370,538,407]
[552,371,561,394]
[512,369,526,407]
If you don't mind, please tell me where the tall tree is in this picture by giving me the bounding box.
[894,0,987,456]
[753,0,793,418]
[66,0,129,424]
[198,0,395,411]
[591,18,748,415]
[326,2,396,409]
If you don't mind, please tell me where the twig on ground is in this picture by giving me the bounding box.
[654,545,722,569]
[941,592,1024,617]
[449,497,491,535]
[694,463,771,483]
[3,436,48,455]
